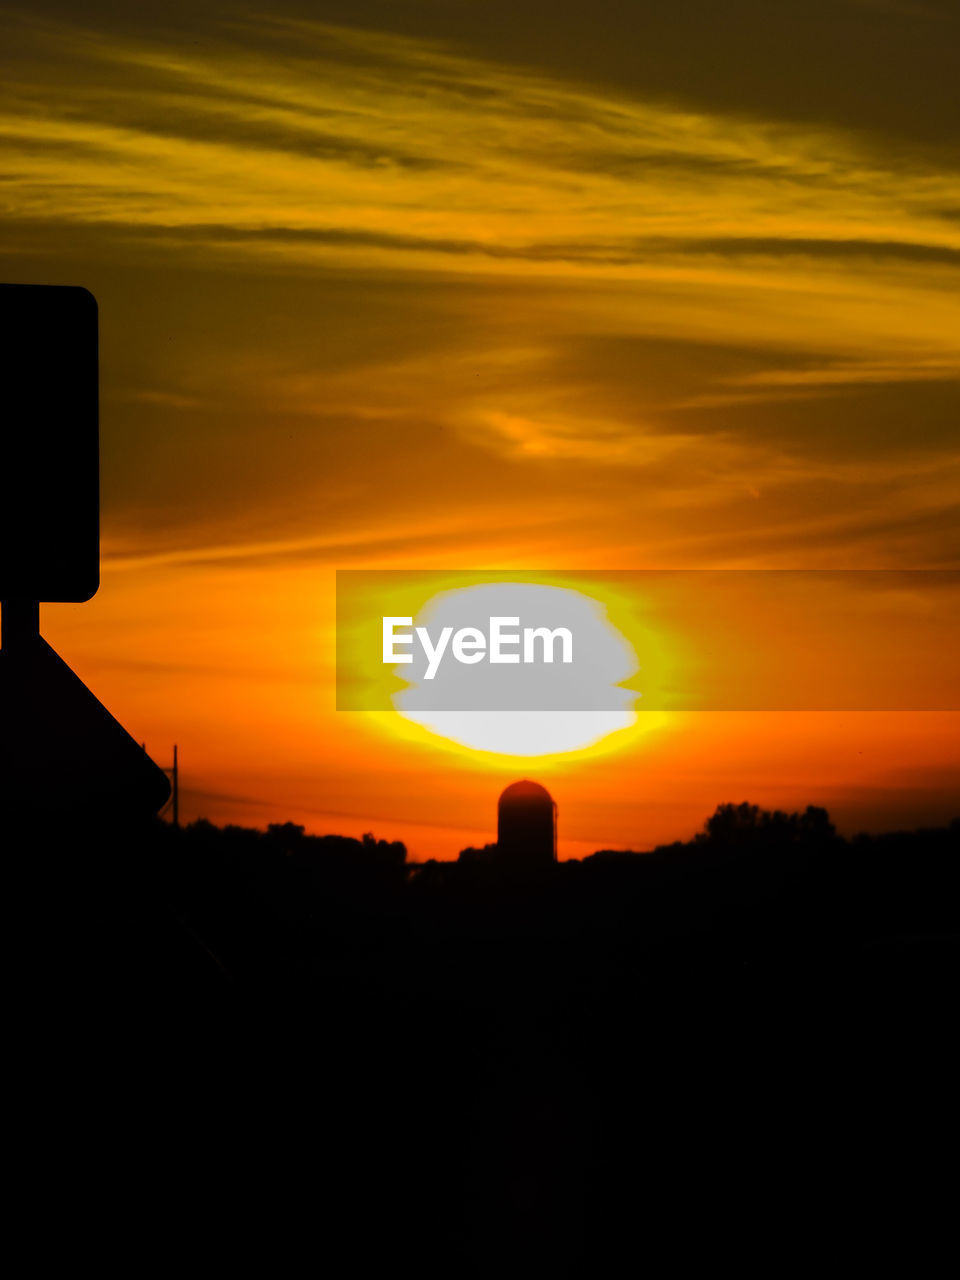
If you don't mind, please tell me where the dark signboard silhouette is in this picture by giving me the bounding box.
[0,283,99,603]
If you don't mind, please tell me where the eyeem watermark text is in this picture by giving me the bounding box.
[383,615,574,680]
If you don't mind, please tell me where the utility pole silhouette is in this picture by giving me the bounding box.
[142,744,180,826]
[163,745,180,827]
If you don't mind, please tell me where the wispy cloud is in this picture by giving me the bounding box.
[3,7,958,570]
[3,11,959,270]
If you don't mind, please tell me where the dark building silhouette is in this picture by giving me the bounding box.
[0,284,169,821]
[497,780,557,865]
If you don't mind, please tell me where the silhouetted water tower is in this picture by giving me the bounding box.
[497,780,557,865]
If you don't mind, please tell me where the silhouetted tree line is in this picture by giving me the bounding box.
[119,800,958,1000]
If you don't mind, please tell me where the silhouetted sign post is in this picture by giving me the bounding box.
[0,284,170,819]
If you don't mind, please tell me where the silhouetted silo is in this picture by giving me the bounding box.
[497,780,557,865]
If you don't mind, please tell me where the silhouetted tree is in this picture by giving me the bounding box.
[699,801,835,846]
[458,842,499,865]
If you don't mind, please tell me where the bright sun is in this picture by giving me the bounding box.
[392,582,639,756]
[395,708,638,756]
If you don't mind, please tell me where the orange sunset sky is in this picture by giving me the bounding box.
[2,1,959,858]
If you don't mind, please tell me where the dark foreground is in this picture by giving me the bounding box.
[8,805,958,1274]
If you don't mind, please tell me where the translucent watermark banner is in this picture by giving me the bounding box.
[336,569,960,711]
